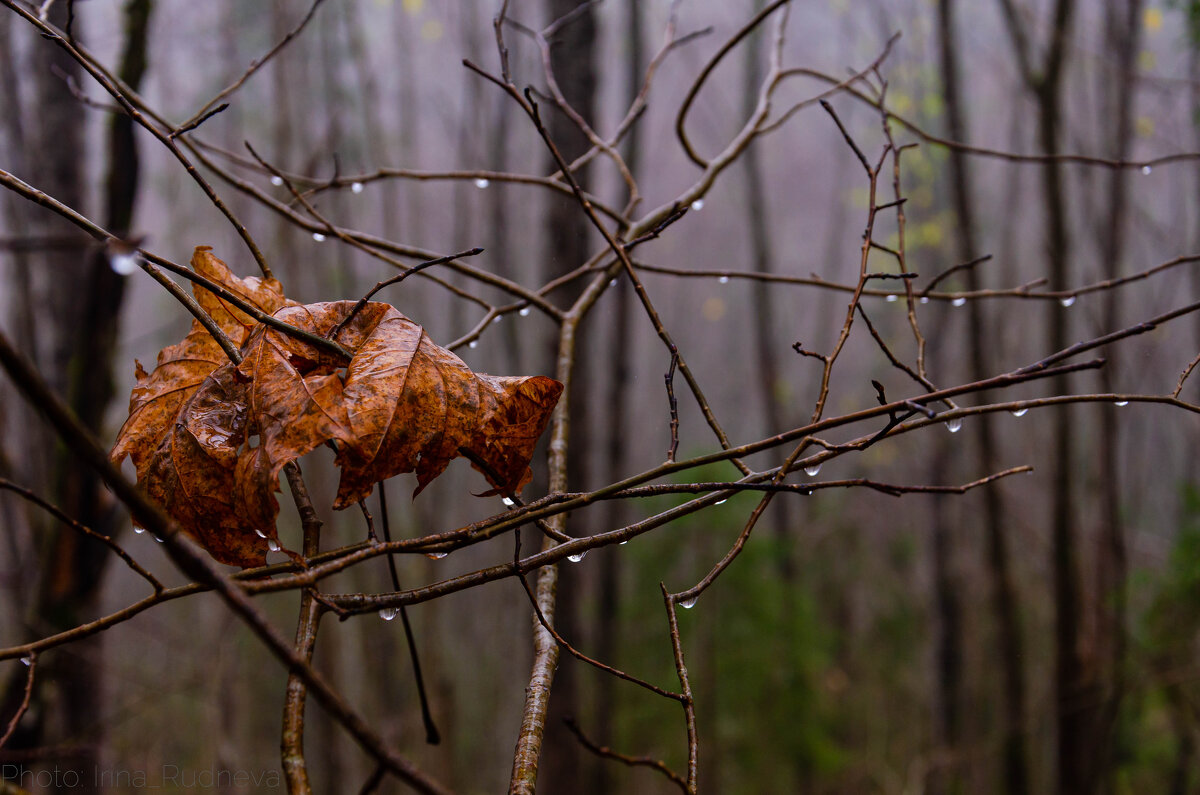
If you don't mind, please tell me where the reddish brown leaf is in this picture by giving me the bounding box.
[228,303,358,527]
[191,245,296,342]
[113,283,561,569]
[137,365,275,568]
[110,325,227,477]
[327,302,563,507]
[112,247,294,566]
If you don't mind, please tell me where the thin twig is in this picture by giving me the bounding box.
[0,478,163,592]
[378,482,440,745]
[172,0,328,135]
[516,568,684,701]
[328,248,484,341]
[661,584,698,794]
[665,352,680,463]
[564,717,689,793]
[0,652,36,748]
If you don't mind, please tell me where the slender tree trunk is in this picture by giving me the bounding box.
[592,2,641,792]
[1092,3,1142,790]
[938,1,1029,791]
[538,2,597,792]
[2,2,153,790]
[741,0,794,582]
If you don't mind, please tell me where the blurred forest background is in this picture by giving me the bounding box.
[4,0,1200,793]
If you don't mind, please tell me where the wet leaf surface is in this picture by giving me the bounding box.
[112,255,562,569]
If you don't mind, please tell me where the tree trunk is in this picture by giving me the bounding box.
[4,2,153,790]
[537,2,597,793]
[938,1,1029,791]
[1092,2,1142,790]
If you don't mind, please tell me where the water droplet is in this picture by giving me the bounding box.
[1010,407,1029,417]
[690,199,705,211]
[270,175,284,186]
[468,340,479,349]
[109,252,140,275]
[492,315,502,324]
[1141,165,1152,175]
[312,232,326,242]
[718,275,730,284]
[379,607,399,621]
[425,552,448,560]
[501,497,516,507]
[609,278,618,287]
[679,596,697,609]
[619,540,629,545]
[804,463,822,477]
[919,296,930,304]
[1114,400,1129,407]
[154,535,164,544]
[519,307,531,317]
[714,498,728,506]
[20,656,32,667]
[474,177,490,189]
[351,181,364,193]
[951,296,966,307]
[133,526,146,535]
[886,294,898,302]
[1060,295,1076,307]
[267,539,281,552]
[945,417,963,433]
[567,551,587,563]
[255,528,267,539]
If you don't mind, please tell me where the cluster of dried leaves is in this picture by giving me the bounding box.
[111,247,562,568]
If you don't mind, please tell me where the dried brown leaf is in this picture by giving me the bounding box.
[113,281,561,569]
[137,365,276,568]
[328,302,563,506]
[112,247,294,566]
[190,245,296,342]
